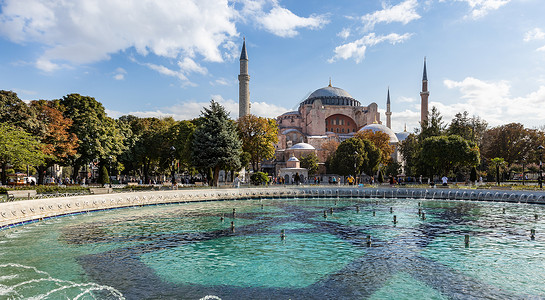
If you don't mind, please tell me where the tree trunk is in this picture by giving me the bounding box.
[213,166,220,187]
[37,165,46,185]
[1,162,7,185]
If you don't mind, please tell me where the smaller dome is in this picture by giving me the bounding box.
[359,123,399,144]
[289,142,316,150]
[287,156,299,162]
[396,131,410,142]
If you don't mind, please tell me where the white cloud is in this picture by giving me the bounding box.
[524,28,545,42]
[113,67,127,80]
[210,77,232,86]
[537,45,545,52]
[241,0,329,37]
[251,101,289,118]
[361,0,420,31]
[456,0,511,19]
[329,33,412,63]
[398,96,416,103]
[443,77,545,126]
[337,28,351,39]
[178,57,207,75]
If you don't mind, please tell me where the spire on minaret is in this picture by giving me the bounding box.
[238,38,250,117]
[328,77,332,87]
[422,56,427,81]
[240,37,248,61]
[386,87,392,129]
[420,57,429,124]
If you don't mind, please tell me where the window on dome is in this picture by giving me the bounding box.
[347,121,350,126]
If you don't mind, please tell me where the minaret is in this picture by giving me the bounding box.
[386,87,392,129]
[238,38,250,118]
[420,57,429,124]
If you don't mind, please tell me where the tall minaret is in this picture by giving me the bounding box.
[238,38,250,118]
[386,87,392,129]
[420,57,429,124]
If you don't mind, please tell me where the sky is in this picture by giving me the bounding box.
[1,0,545,133]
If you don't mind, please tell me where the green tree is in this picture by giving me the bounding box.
[329,138,381,177]
[420,106,445,140]
[169,120,197,172]
[0,90,40,132]
[237,114,278,172]
[0,123,47,185]
[420,135,480,177]
[354,129,394,165]
[60,94,125,180]
[30,100,79,184]
[398,133,422,177]
[300,153,319,176]
[489,157,507,185]
[447,111,488,147]
[192,100,242,186]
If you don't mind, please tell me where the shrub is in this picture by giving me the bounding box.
[250,172,269,185]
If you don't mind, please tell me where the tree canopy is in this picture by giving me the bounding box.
[192,100,242,186]
[420,135,480,177]
[329,138,381,176]
[237,114,278,172]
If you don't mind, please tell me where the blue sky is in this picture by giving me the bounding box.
[1,0,544,133]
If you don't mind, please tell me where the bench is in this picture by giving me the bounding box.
[7,190,37,200]
[89,187,113,195]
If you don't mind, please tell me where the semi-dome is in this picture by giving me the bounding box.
[396,131,410,142]
[289,142,316,150]
[359,123,399,144]
[299,85,361,107]
[287,156,300,162]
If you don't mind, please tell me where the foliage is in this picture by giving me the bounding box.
[0,122,47,185]
[398,133,421,176]
[192,100,242,186]
[481,123,544,167]
[0,90,40,132]
[420,135,480,177]
[489,157,507,185]
[384,158,402,176]
[300,153,319,175]
[59,94,126,178]
[99,165,110,185]
[250,172,269,185]
[30,100,79,184]
[419,107,445,140]
[237,114,278,172]
[329,138,381,176]
[447,111,488,147]
[169,120,197,172]
[354,129,394,165]
[470,166,478,182]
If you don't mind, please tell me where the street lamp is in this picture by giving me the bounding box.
[170,146,176,189]
[538,145,544,189]
[108,156,112,188]
[354,151,358,186]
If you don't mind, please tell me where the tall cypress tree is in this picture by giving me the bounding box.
[192,100,242,186]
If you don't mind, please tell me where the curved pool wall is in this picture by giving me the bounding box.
[2,187,545,229]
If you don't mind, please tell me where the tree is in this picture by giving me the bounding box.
[481,123,542,168]
[237,114,278,172]
[398,133,422,177]
[169,120,197,172]
[30,100,79,184]
[447,111,488,147]
[420,106,445,140]
[300,153,319,176]
[60,94,125,180]
[329,138,381,177]
[354,129,394,165]
[0,123,47,185]
[420,135,480,177]
[0,90,40,132]
[192,100,242,186]
[489,157,507,185]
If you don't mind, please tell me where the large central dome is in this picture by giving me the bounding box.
[300,85,361,107]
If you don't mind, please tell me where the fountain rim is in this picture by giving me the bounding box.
[2,186,545,230]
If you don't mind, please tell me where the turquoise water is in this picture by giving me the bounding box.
[1,198,545,299]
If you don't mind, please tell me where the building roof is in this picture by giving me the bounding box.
[287,156,300,162]
[395,131,410,142]
[299,85,361,107]
[289,142,316,150]
[359,123,399,143]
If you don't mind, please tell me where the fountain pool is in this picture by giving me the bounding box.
[1,197,545,299]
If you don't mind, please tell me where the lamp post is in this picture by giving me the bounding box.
[108,156,112,188]
[538,145,544,189]
[170,146,176,189]
[354,151,358,186]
